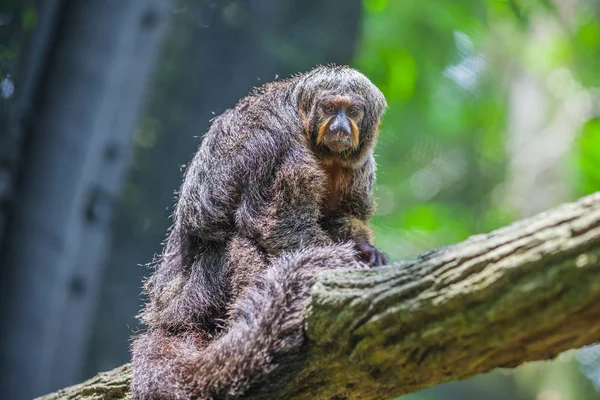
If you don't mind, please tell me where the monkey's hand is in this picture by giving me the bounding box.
[354,238,388,266]
[322,216,388,267]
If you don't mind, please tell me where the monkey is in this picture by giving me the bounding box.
[130,65,388,399]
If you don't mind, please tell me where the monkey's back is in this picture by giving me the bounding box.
[177,78,309,242]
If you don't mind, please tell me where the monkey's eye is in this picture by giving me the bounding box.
[347,106,361,117]
[322,103,336,114]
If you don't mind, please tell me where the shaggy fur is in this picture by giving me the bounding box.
[130,65,387,399]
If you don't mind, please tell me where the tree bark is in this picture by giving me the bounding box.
[37,191,600,400]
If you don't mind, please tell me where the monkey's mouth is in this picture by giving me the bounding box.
[321,132,357,153]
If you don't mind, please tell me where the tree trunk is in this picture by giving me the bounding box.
[37,191,600,400]
[0,1,172,398]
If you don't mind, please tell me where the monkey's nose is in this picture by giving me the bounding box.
[328,113,352,135]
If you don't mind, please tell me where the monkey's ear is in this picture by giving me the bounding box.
[372,89,388,117]
[294,84,313,115]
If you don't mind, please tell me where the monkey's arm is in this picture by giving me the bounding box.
[323,155,388,266]
[130,244,360,400]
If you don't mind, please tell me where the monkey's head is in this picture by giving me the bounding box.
[296,65,387,165]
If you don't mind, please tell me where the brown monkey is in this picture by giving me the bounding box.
[131,65,388,399]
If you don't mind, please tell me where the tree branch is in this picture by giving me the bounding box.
[37,192,600,400]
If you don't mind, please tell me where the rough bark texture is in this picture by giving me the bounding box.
[37,192,600,400]
[37,364,132,400]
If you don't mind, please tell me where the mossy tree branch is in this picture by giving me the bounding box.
[38,192,600,400]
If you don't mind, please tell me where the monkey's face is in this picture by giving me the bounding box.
[315,96,363,154]
[297,66,387,164]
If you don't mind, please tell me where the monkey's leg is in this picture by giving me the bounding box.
[250,154,335,255]
[131,243,359,400]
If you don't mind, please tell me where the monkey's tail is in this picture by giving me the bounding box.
[130,243,359,400]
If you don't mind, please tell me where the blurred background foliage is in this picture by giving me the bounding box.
[360,0,600,259]
[354,0,600,399]
[1,0,600,399]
